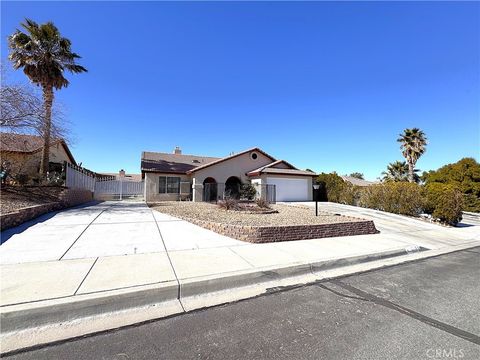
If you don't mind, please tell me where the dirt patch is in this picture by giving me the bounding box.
[149,201,366,226]
[0,186,65,215]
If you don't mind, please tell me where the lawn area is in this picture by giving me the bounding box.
[150,202,365,226]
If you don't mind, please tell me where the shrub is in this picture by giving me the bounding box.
[424,183,463,225]
[423,157,480,212]
[255,198,271,209]
[240,184,257,201]
[218,198,240,210]
[316,172,360,205]
[359,182,424,216]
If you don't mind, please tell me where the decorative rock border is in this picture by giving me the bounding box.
[0,188,93,231]
[178,216,379,243]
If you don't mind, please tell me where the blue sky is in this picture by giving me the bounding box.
[2,1,479,180]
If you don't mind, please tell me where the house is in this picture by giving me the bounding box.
[98,170,143,182]
[340,175,378,187]
[0,133,76,178]
[141,146,316,202]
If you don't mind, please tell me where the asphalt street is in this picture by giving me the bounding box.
[5,247,480,360]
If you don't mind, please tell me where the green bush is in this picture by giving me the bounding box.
[316,172,360,205]
[424,183,463,225]
[423,158,480,213]
[240,184,257,201]
[359,182,424,216]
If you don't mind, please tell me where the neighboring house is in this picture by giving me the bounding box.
[141,146,316,202]
[0,133,76,178]
[98,170,143,182]
[341,175,378,187]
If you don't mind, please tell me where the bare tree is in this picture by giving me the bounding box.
[1,72,72,143]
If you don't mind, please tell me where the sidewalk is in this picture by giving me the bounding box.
[1,201,479,353]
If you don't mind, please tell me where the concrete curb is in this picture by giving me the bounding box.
[1,241,479,354]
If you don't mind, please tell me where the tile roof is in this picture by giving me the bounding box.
[1,133,47,153]
[141,151,221,174]
[341,176,378,186]
[252,168,317,176]
[0,132,76,164]
[247,160,299,175]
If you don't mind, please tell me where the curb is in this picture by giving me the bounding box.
[1,242,479,354]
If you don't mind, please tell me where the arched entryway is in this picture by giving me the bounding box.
[203,177,217,202]
[225,176,242,199]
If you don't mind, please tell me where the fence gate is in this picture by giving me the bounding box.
[94,179,144,200]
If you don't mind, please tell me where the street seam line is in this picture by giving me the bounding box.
[74,257,99,295]
[58,206,111,260]
[228,247,256,268]
[151,210,186,312]
[330,280,480,346]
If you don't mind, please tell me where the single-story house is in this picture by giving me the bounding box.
[141,146,316,202]
[0,132,76,178]
[98,170,143,182]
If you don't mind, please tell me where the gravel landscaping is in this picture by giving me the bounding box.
[0,186,63,215]
[151,202,366,226]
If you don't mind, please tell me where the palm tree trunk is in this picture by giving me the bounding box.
[407,161,414,183]
[39,85,54,177]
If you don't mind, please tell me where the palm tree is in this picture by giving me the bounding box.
[381,160,421,183]
[8,19,87,176]
[397,128,427,183]
[382,161,409,182]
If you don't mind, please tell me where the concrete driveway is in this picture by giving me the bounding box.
[0,201,243,264]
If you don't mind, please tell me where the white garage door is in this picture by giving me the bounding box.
[266,177,309,202]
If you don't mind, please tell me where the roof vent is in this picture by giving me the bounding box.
[173,146,182,155]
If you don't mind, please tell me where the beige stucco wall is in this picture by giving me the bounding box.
[191,150,274,201]
[271,161,291,169]
[144,172,191,202]
[193,150,273,185]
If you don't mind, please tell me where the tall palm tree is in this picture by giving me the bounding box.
[8,19,87,176]
[397,128,427,183]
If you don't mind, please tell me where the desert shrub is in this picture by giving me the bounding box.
[359,182,424,216]
[424,183,463,225]
[255,198,271,209]
[218,197,240,210]
[423,157,480,212]
[316,172,360,205]
[240,184,257,201]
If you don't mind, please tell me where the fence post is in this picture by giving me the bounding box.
[119,177,123,201]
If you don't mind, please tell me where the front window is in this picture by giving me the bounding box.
[167,177,180,194]
[159,177,166,193]
[159,176,180,194]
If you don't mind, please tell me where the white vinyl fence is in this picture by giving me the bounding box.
[65,163,144,200]
[94,179,144,200]
[65,163,95,191]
